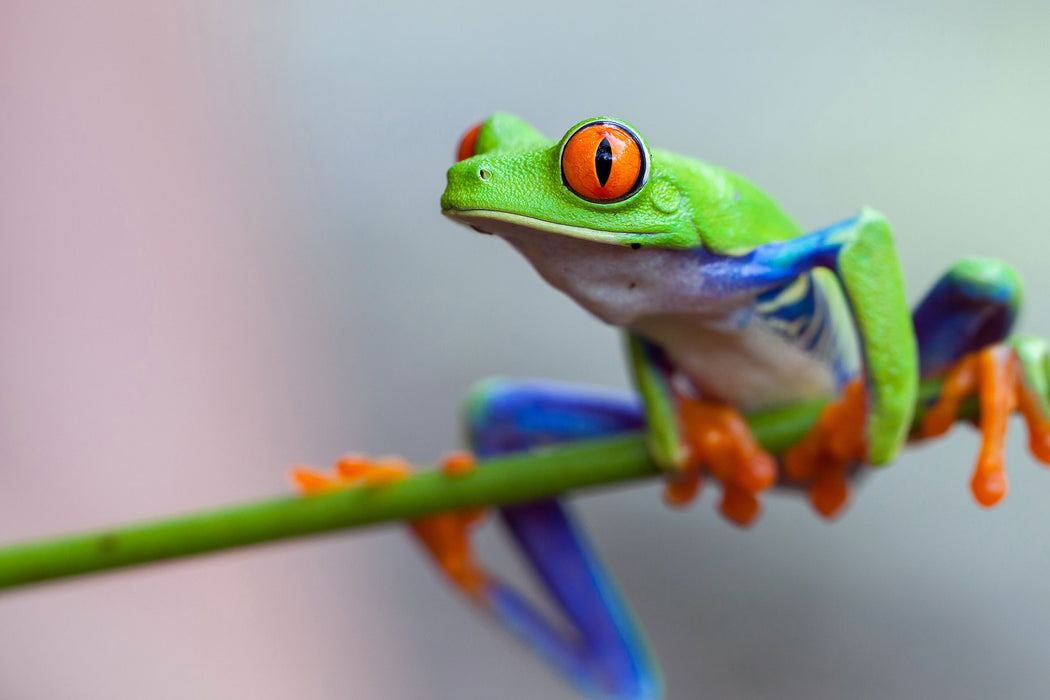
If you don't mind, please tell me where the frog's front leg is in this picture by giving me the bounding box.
[431,378,660,700]
[784,208,918,468]
[912,258,1050,504]
[634,211,917,521]
[730,210,916,518]
[628,333,777,526]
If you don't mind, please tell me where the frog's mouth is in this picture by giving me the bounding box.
[441,208,633,247]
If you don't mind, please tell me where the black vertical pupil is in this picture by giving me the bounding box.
[594,137,613,187]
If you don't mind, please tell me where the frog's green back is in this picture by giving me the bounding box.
[655,150,804,255]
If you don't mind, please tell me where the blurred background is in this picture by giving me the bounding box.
[2,1,1050,698]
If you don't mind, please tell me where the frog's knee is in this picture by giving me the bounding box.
[461,377,513,440]
[945,257,1023,312]
[840,207,896,259]
[461,379,643,453]
[915,259,1025,379]
[854,207,892,238]
[856,206,889,227]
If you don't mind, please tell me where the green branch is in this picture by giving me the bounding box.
[0,382,958,592]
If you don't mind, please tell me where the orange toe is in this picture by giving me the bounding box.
[664,467,703,508]
[290,467,336,494]
[808,460,851,519]
[971,467,1007,507]
[720,483,760,527]
[783,380,866,519]
[921,355,978,439]
[971,348,1015,506]
[1016,369,1050,465]
[441,451,477,476]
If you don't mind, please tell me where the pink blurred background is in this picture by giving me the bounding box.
[3,2,1050,699]
[0,4,404,697]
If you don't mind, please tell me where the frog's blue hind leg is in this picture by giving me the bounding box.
[455,378,661,700]
[912,258,1023,378]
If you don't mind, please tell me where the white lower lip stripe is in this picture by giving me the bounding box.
[442,209,631,246]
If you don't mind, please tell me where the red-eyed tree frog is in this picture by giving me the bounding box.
[295,114,1050,699]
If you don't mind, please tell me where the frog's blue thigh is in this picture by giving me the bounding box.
[911,259,1022,379]
[464,378,661,700]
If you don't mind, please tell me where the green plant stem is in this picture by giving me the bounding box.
[0,380,959,592]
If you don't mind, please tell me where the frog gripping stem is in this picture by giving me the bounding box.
[782,380,868,518]
[665,395,777,526]
[921,343,1050,506]
[408,452,492,597]
[291,452,492,596]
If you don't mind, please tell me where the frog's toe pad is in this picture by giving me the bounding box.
[720,484,760,527]
[664,470,702,508]
[290,467,336,494]
[1029,431,1050,464]
[971,465,1007,507]
[808,460,851,519]
[440,450,477,477]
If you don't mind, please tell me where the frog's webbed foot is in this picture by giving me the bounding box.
[408,453,492,597]
[665,395,778,527]
[920,339,1050,506]
[292,452,491,596]
[782,380,867,519]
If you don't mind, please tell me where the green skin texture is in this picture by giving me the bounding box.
[442,113,919,467]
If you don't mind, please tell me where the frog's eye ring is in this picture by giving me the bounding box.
[560,120,649,203]
[456,122,483,162]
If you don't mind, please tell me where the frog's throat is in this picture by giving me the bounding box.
[441,209,629,246]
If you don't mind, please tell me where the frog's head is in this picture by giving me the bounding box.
[441,114,701,250]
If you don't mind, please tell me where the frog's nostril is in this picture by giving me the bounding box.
[478,168,491,181]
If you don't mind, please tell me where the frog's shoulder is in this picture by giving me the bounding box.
[654,149,804,255]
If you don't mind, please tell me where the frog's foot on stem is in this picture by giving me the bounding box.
[292,451,490,597]
[664,396,778,527]
[782,380,867,520]
[408,451,492,598]
[920,341,1050,507]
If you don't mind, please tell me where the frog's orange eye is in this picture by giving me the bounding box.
[456,122,483,162]
[560,120,648,203]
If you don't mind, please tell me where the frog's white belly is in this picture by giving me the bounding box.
[631,313,838,410]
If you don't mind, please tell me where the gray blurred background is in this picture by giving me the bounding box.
[2,1,1050,698]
